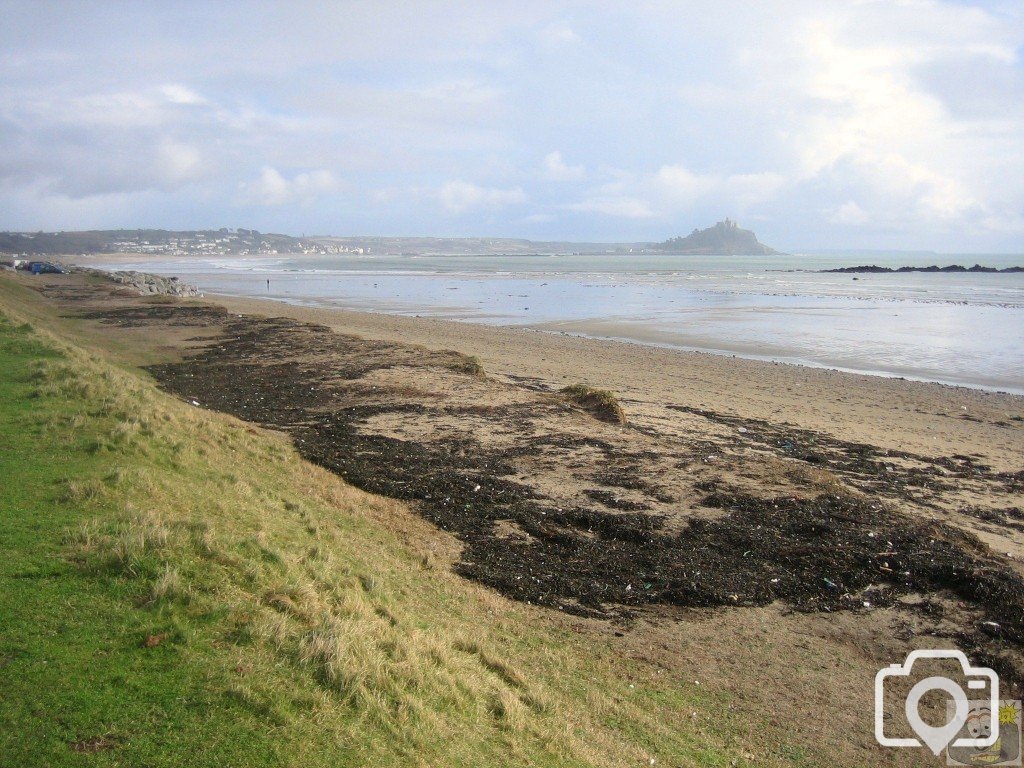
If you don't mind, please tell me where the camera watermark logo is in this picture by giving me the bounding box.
[875,650,999,755]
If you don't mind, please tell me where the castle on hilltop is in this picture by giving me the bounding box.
[654,218,781,255]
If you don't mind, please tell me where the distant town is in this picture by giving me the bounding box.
[0,228,642,257]
[0,228,361,258]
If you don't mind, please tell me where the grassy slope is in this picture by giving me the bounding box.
[0,283,806,767]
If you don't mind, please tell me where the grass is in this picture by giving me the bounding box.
[561,384,628,425]
[446,352,486,378]
[0,283,808,766]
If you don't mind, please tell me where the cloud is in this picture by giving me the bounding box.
[437,180,526,214]
[239,167,340,206]
[653,166,719,206]
[0,1,1021,247]
[566,165,785,221]
[656,166,786,207]
[155,141,203,186]
[829,200,869,226]
[0,83,221,197]
[757,4,1022,232]
[159,83,208,106]
[537,22,581,46]
[567,196,654,218]
[542,151,585,181]
[724,172,787,206]
[523,212,555,223]
[415,79,503,107]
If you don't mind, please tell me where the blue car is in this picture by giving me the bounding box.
[28,261,66,274]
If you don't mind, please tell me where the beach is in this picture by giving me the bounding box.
[7,4,1023,764]
[6,268,1024,765]
[214,292,1024,471]
[78,252,1024,394]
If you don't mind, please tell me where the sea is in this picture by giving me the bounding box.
[90,251,1024,395]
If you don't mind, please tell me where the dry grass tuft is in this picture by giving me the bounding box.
[149,564,185,603]
[95,509,173,575]
[560,383,627,424]
[448,353,486,378]
[60,477,107,504]
[142,294,181,305]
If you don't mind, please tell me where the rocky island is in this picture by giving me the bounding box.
[652,218,782,255]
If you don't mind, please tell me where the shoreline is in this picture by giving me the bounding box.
[67,254,1024,395]
[214,288,1024,393]
[526,322,1024,396]
[209,290,1024,472]
[208,289,1024,396]
[6,270,1024,764]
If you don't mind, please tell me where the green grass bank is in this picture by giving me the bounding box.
[0,285,804,767]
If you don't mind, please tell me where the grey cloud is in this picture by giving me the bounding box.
[0,1,1021,249]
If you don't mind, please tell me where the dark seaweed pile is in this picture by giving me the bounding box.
[669,405,1019,502]
[64,299,1024,684]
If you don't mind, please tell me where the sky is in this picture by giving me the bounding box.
[1,1,1023,251]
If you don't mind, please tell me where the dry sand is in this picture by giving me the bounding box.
[9,271,1024,766]
[216,293,1024,472]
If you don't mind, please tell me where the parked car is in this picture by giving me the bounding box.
[27,261,67,274]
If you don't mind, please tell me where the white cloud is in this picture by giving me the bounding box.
[567,165,786,220]
[523,212,555,223]
[655,166,785,208]
[654,166,719,206]
[155,141,203,186]
[415,79,503,107]
[437,180,526,214]
[159,83,207,106]
[0,83,225,197]
[240,166,340,206]
[725,172,787,206]
[760,4,1022,232]
[829,200,869,226]
[537,22,581,46]
[567,196,654,218]
[542,151,585,181]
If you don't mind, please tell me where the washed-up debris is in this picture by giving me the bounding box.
[53,289,1024,686]
[668,404,1013,504]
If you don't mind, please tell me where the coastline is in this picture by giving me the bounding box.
[211,290,1024,472]
[6,269,1024,766]
[210,288,1024,394]
[68,253,1024,395]
[527,319,1024,396]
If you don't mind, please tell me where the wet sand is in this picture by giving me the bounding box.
[9,271,1024,766]
[214,292,1024,473]
[72,252,1024,394]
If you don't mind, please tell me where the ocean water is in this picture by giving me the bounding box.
[92,252,1024,394]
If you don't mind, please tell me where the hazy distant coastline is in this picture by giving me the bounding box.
[0,222,777,258]
[14,221,1021,262]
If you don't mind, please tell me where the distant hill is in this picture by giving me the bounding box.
[1,224,782,258]
[652,219,782,255]
[0,229,640,257]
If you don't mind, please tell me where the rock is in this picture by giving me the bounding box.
[70,267,202,297]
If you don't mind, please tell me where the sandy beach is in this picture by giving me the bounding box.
[7,5,1024,764]
[7,270,1024,766]
[72,251,1024,394]
[214,293,1024,471]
